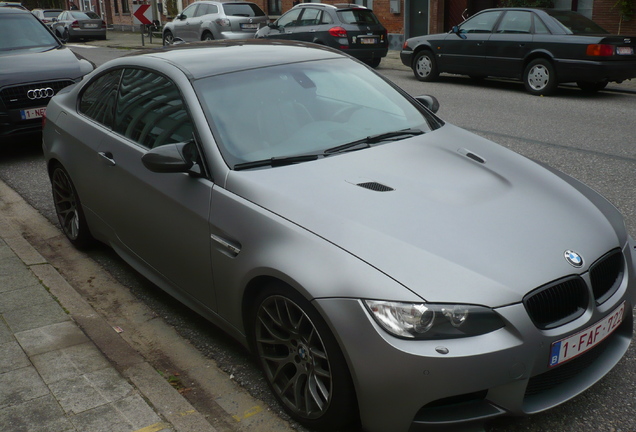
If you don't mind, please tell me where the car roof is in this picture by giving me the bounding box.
[118,40,345,80]
[295,2,369,9]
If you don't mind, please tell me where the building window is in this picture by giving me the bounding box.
[268,0,281,15]
[121,0,129,13]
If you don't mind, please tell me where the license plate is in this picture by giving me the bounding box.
[549,301,625,367]
[241,23,258,29]
[617,46,634,55]
[85,23,98,28]
[360,37,377,44]
[20,107,46,120]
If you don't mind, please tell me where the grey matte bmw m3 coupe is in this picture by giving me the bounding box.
[42,40,636,432]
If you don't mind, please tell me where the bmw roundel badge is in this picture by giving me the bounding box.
[564,250,583,267]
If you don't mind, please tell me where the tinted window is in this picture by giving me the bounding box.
[496,11,532,34]
[222,3,265,17]
[113,69,193,149]
[299,8,321,26]
[79,69,122,126]
[546,10,609,34]
[0,13,59,51]
[337,9,379,25]
[459,11,502,33]
[70,11,99,19]
[277,8,301,26]
[534,15,550,34]
[43,10,61,17]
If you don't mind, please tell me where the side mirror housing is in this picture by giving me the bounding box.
[415,95,440,113]
[141,141,201,176]
[452,25,467,40]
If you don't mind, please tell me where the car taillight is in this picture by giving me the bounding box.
[329,26,347,38]
[586,44,615,56]
[71,20,79,28]
[101,20,106,28]
[215,18,230,27]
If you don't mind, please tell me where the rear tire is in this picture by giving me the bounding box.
[523,58,557,96]
[364,58,381,68]
[412,50,439,82]
[50,163,94,249]
[202,31,214,41]
[250,282,358,431]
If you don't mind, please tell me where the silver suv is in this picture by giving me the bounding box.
[162,1,268,44]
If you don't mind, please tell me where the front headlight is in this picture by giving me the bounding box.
[364,300,504,340]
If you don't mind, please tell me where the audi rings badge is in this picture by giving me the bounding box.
[27,88,55,100]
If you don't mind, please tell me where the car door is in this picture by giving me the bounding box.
[267,7,302,40]
[437,10,502,75]
[90,67,217,310]
[292,7,322,42]
[172,3,199,41]
[486,10,534,78]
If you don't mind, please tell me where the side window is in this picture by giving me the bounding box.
[459,11,502,33]
[320,11,333,24]
[201,4,218,15]
[496,11,532,34]
[277,8,302,27]
[113,69,193,149]
[181,4,197,18]
[533,15,551,34]
[79,69,122,127]
[299,8,320,26]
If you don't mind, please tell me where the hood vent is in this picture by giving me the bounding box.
[357,181,394,192]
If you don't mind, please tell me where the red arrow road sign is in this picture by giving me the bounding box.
[133,4,152,25]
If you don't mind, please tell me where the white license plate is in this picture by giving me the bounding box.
[20,107,46,120]
[360,37,377,44]
[617,46,634,55]
[241,23,258,29]
[85,23,98,28]
[549,301,625,367]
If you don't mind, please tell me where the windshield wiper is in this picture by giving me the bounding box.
[324,128,424,155]
[233,154,319,171]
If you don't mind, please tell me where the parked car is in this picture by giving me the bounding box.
[162,1,268,44]
[51,10,106,42]
[401,8,636,95]
[0,7,94,140]
[31,8,62,27]
[256,2,387,67]
[0,2,26,9]
[42,40,635,432]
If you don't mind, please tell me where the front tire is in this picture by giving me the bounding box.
[251,283,358,430]
[523,58,557,96]
[202,31,214,41]
[59,28,69,43]
[50,164,93,249]
[412,50,439,82]
[163,30,174,46]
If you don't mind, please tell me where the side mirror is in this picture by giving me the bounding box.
[178,13,186,20]
[268,22,279,29]
[415,95,440,114]
[141,141,201,176]
[452,25,467,40]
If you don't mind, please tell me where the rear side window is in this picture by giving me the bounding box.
[222,3,265,17]
[113,69,193,149]
[337,9,380,25]
[79,69,122,126]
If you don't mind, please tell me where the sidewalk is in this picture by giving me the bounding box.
[85,29,636,93]
[0,179,296,432]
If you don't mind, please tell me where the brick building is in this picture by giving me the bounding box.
[98,0,635,49]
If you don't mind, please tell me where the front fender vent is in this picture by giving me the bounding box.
[357,181,394,192]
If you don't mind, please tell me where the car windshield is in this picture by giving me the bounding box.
[43,10,61,17]
[546,10,609,35]
[71,11,100,19]
[337,9,380,25]
[222,3,265,17]
[194,58,438,168]
[0,13,59,51]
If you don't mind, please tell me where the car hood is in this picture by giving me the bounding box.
[225,124,624,307]
[0,46,91,87]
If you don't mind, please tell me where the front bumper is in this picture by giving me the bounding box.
[314,240,636,432]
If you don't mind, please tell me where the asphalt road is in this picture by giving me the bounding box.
[1,44,635,432]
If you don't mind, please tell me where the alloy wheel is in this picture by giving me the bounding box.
[255,295,333,419]
[52,167,80,241]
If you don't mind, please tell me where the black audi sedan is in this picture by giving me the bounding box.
[400,8,636,95]
[0,7,94,141]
